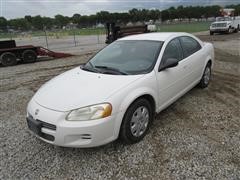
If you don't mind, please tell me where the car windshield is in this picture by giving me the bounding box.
[83,40,163,75]
[216,17,231,21]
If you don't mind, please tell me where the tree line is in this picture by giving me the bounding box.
[0,4,240,31]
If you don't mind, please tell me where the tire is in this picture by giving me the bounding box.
[22,50,37,63]
[120,98,154,144]
[210,31,214,35]
[0,52,17,66]
[227,28,230,34]
[234,25,239,33]
[198,63,211,88]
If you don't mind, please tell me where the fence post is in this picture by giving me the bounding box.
[73,30,77,47]
[44,30,49,49]
[97,29,100,44]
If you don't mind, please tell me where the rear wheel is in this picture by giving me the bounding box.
[234,25,239,33]
[210,31,214,35]
[120,98,153,144]
[22,50,37,63]
[0,52,17,66]
[199,63,211,88]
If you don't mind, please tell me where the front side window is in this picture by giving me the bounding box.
[161,38,182,66]
[179,36,201,58]
[83,40,163,75]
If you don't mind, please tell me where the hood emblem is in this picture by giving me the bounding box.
[35,109,39,116]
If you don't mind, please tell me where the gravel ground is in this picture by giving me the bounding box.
[0,32,240,179]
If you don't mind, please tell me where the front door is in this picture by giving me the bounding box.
[156,38,189,111]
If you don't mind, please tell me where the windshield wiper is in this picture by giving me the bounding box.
[81,64,101,73]
[95,66,128,75]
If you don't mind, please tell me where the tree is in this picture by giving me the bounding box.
[129,8,140,22]
[31,15,44,30]
[42,17,54,29]
[72,13,81,24]
[161,10,169,21]
[148,9,161,21]
[54,14,70,28]
[0,17,7,30]
[24,15,32,23]
[2,3,239,30]
[96,11,110,23]
[8,18,30,30]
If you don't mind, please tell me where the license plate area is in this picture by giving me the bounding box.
[27,117,42,136]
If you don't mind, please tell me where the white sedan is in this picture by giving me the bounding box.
[26,32,214,147]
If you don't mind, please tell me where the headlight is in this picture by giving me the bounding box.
[66,103,112,121]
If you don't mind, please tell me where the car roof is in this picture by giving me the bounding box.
[118,32,190,42]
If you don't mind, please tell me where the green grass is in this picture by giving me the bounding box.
[0,28,105,39]
[157,21,211,33]
[0,22,211,39]
[46,28,105,37]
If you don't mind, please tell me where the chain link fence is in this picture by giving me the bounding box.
[0,21,212,54]
[0,28,106,52]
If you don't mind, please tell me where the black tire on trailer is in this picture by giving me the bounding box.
[0,52,17,66]
[22,50,37,63]
[210,31,214,35]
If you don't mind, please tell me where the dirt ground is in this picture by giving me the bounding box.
[0,32,239,179]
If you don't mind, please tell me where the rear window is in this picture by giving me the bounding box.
[179,36,201,58]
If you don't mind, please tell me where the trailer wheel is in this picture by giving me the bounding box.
[22,50,37,63]
[0,52,17,66]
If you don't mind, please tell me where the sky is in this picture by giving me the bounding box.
[1,0,240,19]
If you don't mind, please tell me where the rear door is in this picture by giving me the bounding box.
[179,36,204,84]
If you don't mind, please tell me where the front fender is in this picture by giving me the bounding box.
[106,72,158,137]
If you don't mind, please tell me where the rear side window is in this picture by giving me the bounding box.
[161,38,183,66]
[179,36,201,58]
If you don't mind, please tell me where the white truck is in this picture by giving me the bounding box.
[209,16,240,35]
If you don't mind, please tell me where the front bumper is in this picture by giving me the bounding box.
[27,100,122,147]
[210,27,228,32]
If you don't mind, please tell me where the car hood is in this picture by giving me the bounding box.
[33,67,144,112]
[212,21,231,24]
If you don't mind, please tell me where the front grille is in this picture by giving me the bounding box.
[81,134,92,140]
[39,120,57,131]
[212,23,226,27]
[41,133,55,141]
[27,113,56,142]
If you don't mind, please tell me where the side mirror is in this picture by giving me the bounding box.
[159,58,178,71]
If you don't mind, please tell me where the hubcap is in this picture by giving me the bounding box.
[130,106,149,137]
[204,67,210,85]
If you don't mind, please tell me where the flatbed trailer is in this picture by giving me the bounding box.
[105,22,150,44]
[0,40,72,67]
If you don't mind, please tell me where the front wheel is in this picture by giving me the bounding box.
[198,63,211,88]
[120,98,153,144]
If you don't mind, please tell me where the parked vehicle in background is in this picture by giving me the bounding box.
[0,40,38,66]
[210,16,240,35]
[209,8,240,35]
[0,40,72,67]
[26,32,214,148]
[105,22,156,44]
